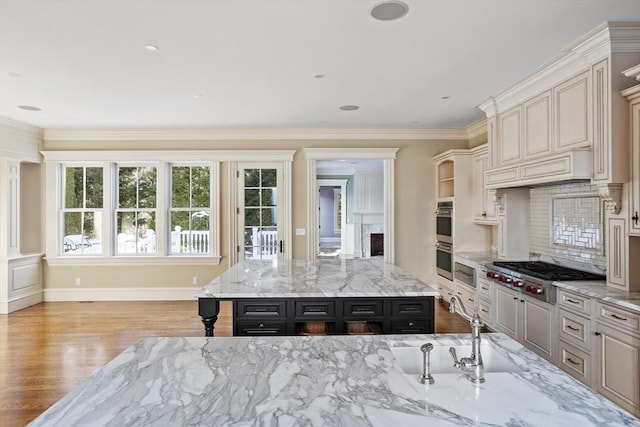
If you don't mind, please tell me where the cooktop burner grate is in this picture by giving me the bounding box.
[492,261,606,281]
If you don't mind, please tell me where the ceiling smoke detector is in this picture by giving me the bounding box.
[370,1,409,21]
[339,105,360,111]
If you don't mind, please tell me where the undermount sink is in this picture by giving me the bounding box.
[390,342,522,375]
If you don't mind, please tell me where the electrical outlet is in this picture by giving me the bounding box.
[75,278,81,286]
[192,276,198,285]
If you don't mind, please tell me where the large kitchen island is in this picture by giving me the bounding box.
[197,258,438,337]
[29,333,640,426]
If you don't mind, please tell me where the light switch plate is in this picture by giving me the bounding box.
[296,228,306,236]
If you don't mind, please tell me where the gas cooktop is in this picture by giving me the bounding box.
[493,261,606,282]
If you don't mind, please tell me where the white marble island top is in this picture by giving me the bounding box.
[29,333,639,426]
[197,258,439,299]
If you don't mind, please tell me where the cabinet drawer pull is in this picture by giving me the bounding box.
[258,323,265,329]
[594,332,601,336]
[610,314,628,321]
[481,309,489,313]
[481,286,489,290]
[513,297,518,300]
[566,325,580,331]
[566,357,580,366]
[566,298,580,305]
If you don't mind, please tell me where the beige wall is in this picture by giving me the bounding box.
[43,138,469,291]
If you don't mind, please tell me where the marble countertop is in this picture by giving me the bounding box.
[29,333,639,426]
[197,258,439,299]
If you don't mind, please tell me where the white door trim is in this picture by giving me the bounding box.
[305,148,398,263]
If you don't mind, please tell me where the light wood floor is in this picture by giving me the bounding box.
[0,299,469,426]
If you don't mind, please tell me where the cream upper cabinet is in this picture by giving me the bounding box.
[471,144,497,224]
[498,105,522,165]
[478,23,640,190]
[554,71,591,151]
[524,90,553,158]
[623,76,640,235]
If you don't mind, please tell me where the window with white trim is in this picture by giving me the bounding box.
[62,166,104,255]
[47,154,219,260]
[170,165,211,255]
[116,165,157,255]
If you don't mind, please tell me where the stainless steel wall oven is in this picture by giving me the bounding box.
[436,201,452,243]
[436,241,453,280]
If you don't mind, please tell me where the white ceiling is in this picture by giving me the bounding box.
[1,0,639,131]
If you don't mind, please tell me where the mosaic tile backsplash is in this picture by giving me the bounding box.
[530,182,607,271]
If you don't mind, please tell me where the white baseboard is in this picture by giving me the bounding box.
[44,287,202,302]
[0,291,44,314]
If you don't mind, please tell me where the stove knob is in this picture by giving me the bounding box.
[535,288,545,295]
[503,276,512,284]
[525,285,532,292]
[512,280,523,288]
[486,272,495,279]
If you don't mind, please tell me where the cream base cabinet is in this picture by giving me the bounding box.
[594,302,640,416]
[494,285,553,361]
[495,286,519,340]
[595,322,640,415]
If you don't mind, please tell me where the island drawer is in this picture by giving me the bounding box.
[390,319,433,334]
[343,299,384,318]
[235,320,287,336]
[391,299,433,318]
[235,300,287,319]
[295,300,335,319]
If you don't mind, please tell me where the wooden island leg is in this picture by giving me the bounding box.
[198,298,220,337]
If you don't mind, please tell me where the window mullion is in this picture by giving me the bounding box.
[155,161,167,255]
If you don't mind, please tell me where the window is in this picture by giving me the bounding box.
[62,166,103,255]
[44,152,220,262]
[116,165,157,255]
[170,165,211,254]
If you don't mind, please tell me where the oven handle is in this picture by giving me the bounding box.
[435,242,452,253]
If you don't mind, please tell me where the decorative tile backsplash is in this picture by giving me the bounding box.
[529,182,606,271]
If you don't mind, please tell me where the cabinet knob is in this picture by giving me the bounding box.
[408,321,415,327]
[258,323,265,329]
[594,331,601,336]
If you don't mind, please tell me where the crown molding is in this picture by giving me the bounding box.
[478,21,640,115]
[41,150,296,162]
[0,116,43,139]
[465,118,487,140]
[304,147,398,160]
[624,64,640,80]
[43,127,469,141]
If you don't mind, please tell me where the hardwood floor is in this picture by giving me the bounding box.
[0,298,468,426]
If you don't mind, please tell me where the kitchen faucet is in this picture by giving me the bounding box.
[448,295,485,383]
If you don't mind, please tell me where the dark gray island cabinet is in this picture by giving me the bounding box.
[197,259,438,337]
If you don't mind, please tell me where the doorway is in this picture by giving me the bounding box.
[304,147,398,263]
[317,179,347,258]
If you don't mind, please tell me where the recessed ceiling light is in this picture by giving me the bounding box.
[339,105,360,111]
[317,120,328,124]
[314,74,326,79]
[9,72,23,78]
[194,94,204,99]
[370,1,409,21]
[441,96,451,100]
[18,105,41,111]
[145,44,159,51]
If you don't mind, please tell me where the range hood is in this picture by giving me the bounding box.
[484,149,592,189]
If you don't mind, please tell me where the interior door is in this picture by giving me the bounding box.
[237,163,285,260]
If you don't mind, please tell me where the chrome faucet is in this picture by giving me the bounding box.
[448,295,485,383]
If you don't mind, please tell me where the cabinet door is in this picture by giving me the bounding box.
[523,90,552,158]
[522,297,553,361]
[554,71,590,151]
[498,105,522,164]
[495,286,519,339]
[607,218,626,288]
[591,59,610,181]
[472,152,486,219]
[595,322,640,415]
[631,101,640,235]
